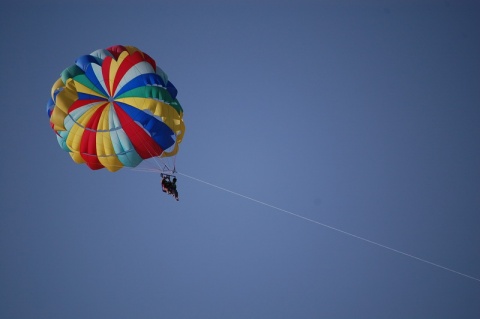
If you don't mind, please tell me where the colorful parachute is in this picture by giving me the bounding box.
[46,45,185,172]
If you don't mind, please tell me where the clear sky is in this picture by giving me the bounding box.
[1,0,479,318]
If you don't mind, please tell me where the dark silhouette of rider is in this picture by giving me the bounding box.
[161,174,179,201]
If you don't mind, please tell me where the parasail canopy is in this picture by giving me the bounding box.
[46,45,185,172]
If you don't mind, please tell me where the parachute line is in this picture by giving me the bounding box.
[177,171,480,283]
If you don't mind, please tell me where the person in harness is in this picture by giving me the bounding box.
[161,174,179,201]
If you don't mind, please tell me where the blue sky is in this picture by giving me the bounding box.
[1,1,479,318]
